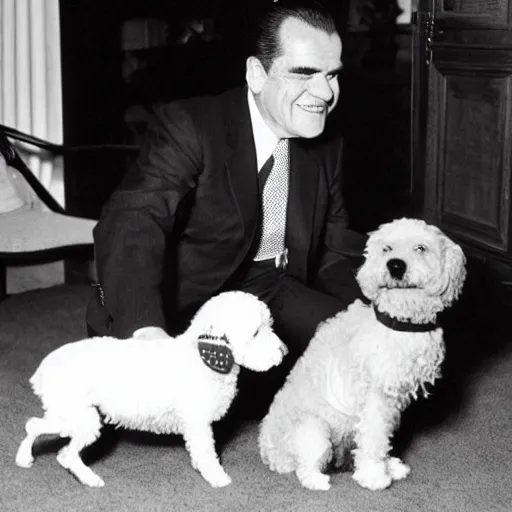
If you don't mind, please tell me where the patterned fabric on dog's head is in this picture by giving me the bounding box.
[198,334,234,374]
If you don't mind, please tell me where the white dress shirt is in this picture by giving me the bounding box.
[247,89,279,171]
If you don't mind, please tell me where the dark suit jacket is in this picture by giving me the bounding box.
[87,87,366,338]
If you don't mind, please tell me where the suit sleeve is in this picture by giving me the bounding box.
[93,102,203,338]
[313,138,369,304]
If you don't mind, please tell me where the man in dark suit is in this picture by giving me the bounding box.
[87,2,367,403]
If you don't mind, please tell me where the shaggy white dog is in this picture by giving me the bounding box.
[15,291,288,488]
[259,218,466,491]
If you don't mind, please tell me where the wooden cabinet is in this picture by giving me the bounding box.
[413,0,512,275]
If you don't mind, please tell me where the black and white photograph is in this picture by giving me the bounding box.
[1,1,511,511]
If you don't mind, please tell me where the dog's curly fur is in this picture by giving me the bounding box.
[15,291,288,488]
[259,218,467,491]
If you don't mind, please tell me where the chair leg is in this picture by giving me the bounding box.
[64,258,94,285]
[0,262,7,301]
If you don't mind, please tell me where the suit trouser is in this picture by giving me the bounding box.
[226,258,361,418]
[231,259,348,351]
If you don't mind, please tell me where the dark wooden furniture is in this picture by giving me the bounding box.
[412,0,512,286]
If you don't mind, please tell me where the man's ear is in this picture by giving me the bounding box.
[246,56,267,94]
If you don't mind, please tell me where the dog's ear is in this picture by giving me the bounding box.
[438,233,467,307]
[355,236,380,301]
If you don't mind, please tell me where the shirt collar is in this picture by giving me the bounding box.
[247,89,279,171]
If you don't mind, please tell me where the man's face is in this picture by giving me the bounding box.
[254,18,342,139]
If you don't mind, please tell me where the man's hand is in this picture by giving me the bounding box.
[132,326,171,340]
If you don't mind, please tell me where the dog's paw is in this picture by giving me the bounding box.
[299,472,331,491]
[81,472,105,488]
[386,457,410,481]
[56,451,105,487]
[353,463,392,491]
[205,470,232,488]
[15,449,34,468]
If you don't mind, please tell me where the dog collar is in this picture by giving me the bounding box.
[373,305,439,333]
[198,334,234,374]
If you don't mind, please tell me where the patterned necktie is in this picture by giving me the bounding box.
[254,139,290,264]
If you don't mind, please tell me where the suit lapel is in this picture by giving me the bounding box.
[224,88,259,241]
[221,88,320,278]
[286,139,319,277]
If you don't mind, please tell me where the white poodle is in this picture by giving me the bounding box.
[15,291,288,488]
[259,218,467,491]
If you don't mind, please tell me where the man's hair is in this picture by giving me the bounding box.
[252,1,338,72]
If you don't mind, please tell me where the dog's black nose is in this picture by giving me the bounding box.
[387,258,406,280]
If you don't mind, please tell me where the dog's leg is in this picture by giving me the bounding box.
[56,406,104,487]
[331,433,354,472]
[292,416,332,491]
[352,391,398,490]
[386,456,410,481]
[182,423,231,488]
[16,416,61,468]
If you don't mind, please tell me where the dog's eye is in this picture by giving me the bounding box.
[382,245,392,253]
[415,244,428,253]
[253,328,260,338]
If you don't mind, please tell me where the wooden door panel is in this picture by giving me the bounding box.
[440,73,510,249]
[425,51,512,252]
[439,0,510,23]
[442,75,508,239]
[413,0,512,258]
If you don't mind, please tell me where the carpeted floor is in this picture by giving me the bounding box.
[1,280,511,512]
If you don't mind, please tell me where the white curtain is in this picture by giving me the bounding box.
[0,0,64,206]
[0,0,65,292]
